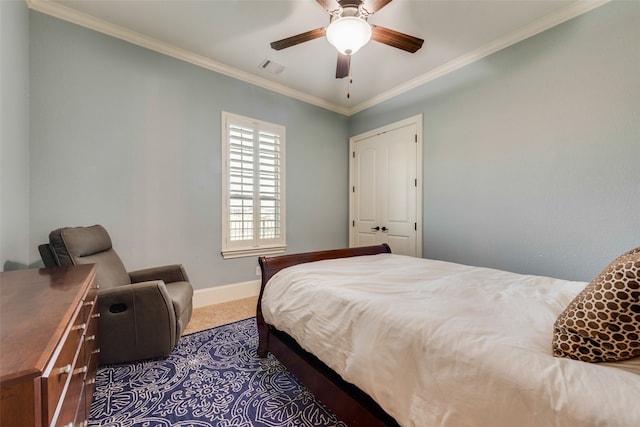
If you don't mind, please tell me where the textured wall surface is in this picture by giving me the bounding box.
[350,1,640,281]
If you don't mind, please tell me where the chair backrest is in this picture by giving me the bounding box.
[48,225,131,290]
[38,243,59,268]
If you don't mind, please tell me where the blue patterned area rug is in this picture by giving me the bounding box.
[88,317,347,427]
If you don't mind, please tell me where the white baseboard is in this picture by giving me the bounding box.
[192,280,261,308]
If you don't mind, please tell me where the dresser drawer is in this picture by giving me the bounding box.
[85,318,99,367]
[42,307,85,426]
[82,286,98,324]
[53,363,86,427]
[79,287,99,426]
[84,292,100,396]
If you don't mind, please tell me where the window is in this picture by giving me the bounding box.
[221,112,285,259]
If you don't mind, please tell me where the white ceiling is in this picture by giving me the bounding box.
[28,0,609,115]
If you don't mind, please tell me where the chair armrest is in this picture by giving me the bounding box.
[97,281,177,364]
[128,264,189,284]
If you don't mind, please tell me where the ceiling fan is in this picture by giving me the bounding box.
[270,0,424,79]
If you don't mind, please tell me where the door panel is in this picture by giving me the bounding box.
[356,232,378,247]
[354,146,379,244]
[388,235,412,256]
[357,147,378,222]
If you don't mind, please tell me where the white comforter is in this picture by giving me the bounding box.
[261,253,640,427]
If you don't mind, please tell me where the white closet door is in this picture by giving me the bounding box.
[350,116,421,257]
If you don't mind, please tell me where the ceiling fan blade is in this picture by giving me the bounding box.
[362,0,393,14]
[270,28,326,50]
[336,53,351,79]
[371,25,424,53]
[316,0,341,11]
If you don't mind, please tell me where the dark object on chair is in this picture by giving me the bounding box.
[40,224,193,365]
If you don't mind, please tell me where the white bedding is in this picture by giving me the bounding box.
[261,253,640,427]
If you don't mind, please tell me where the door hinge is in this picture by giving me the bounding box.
[352,151,355,158]
[415,223,417,231]
[415,134,418,143]
[414,178,417,187]
[352,220,355,227]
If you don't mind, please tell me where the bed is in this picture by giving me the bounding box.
[256,244,640,427]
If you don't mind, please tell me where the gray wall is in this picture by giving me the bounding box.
[3,1,638,286]
[350,0,640,281]
[0,0,31,271]
[28,12,349,288]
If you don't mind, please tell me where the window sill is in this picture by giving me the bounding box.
[221,245,286,259]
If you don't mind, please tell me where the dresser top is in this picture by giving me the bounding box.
[0,264,97,383]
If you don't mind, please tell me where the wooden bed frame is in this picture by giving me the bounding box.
[256,243,399,427]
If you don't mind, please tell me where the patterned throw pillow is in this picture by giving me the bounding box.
[552,247,640,362]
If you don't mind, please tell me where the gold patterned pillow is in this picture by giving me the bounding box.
[552,247,640,362]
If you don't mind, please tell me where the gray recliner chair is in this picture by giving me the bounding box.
[39,224,193,365]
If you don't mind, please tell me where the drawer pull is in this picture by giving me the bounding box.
[84,300,95,307]
[57,364,72,375]
[91,313,101,319]
[92,348,101,355]
[86,377,96,385]
[72,323,86,331]
[73,366,88,375]
[86,334,96,342]
[62,423,74,427]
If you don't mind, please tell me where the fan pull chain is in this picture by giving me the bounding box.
[347,76,353,99]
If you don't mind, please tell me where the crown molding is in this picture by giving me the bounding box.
[348,0,611,115]
[26,0,351,116]
[27,0,609,117]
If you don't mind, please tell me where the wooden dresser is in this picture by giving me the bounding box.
[1,264,99,427]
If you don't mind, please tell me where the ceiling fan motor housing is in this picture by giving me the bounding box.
[330,2,368,20]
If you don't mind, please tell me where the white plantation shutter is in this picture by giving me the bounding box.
[222,112,285,258]
[257,131,281,239]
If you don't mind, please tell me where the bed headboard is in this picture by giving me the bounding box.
[258,243,392,287]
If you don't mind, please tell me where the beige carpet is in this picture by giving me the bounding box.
[183,296,258,335]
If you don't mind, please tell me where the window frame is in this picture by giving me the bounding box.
[221,111,286,259]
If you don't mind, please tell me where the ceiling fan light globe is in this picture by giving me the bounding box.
[326,16,372,55]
